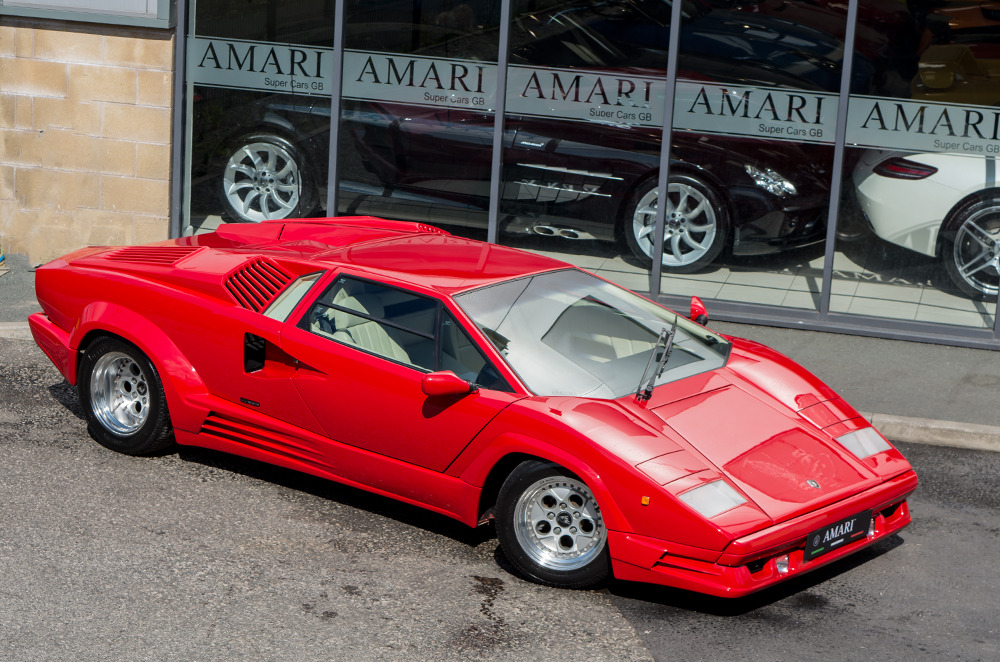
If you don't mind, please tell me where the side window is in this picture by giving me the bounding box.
[304,276,437,371]
[303,275,513,392]
[440,310,513,392]
[264,272,323,322]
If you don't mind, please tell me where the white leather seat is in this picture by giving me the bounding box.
[332,294,412,364]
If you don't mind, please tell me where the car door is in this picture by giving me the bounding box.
[279,272,524,472]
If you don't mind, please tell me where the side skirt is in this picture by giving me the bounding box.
[174,394,482,526]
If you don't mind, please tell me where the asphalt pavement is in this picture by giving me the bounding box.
[2,253,998,452]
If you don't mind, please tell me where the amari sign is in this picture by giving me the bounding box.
[188,37,335,96]
[342,54,667,127]
[672,81,837,144]
[847,96,1000,155]
[187,41,1000,157]
[342,51,495,109]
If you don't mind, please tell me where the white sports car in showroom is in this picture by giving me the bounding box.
[853,150,1000,299]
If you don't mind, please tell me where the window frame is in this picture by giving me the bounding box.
[0,0,175,28]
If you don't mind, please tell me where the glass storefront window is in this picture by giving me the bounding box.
[176,0,1000,346]
[660,0,846,310]
[334,0,501,239]
[185,0,338,235]
[837,1,998,328]
[495,0,665,292]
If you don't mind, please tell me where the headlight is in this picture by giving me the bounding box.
[745,165,797,197]
[835,427,892,459]
[679,480,746,518]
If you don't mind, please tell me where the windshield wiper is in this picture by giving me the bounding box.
[635,317,678,403]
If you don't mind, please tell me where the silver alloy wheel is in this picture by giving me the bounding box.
[952,208,1000,297]
[513,475,606,572]
[89,351,150,437]
[632,183,718,267]
[223,141,301,222]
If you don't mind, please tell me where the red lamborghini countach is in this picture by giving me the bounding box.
[29,217,917,597]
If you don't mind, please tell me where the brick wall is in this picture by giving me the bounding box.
[0,17,174,264]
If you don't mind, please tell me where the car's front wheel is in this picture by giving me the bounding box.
[495,461,609,588]
[625,174,728,273]
[942,195,1000,299]
[221,134,315,222]
[78,337,174,456]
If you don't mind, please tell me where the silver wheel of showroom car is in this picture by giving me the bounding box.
[943,196,1000,299]
[79,337,174,456]
[496,461,609,588]
[221,135,312,223]
[626,175,728,273]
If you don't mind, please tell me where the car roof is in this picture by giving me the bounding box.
[195,217,570,296]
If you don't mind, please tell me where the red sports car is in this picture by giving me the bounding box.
[29,217,916,597]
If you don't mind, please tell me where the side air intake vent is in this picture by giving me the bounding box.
[225,258,293,312]
[105,246,201,265]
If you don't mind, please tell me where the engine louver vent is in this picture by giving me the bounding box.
[105,246,200,265]
[225,258,293,312]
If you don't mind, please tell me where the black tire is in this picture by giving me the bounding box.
[220,133,317,223]
[495,461,610,589]
[78,337,174,456]
[941,195,1000,300]
[624,174,728,273]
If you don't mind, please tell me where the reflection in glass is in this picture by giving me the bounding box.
[334,0,501,239]
[836,148,997,327]
[186,0,337,234]
[496,0,669,292]
[657,0,847,309]
[835,1,998,328]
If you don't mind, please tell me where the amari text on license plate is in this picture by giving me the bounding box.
[803,510,872,562]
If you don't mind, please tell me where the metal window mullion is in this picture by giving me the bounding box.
[817,0,861,317]
[648,0,685,298]
[169,0,187,239]
[487,0,513,246]
[325,0,347,218]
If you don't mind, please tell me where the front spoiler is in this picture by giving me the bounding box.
[29,313,77,384]
[608,470,918,598]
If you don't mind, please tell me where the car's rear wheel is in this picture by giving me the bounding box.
[495,461,609,588]
[79,337,174,456]
[942,195,1000,299]
[625,174,728,273]
[221,134,315,223]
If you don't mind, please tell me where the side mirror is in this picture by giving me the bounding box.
[421,371,477,397]
[689,296,709,326]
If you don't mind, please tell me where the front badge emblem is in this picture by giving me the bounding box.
[807,480,821,489]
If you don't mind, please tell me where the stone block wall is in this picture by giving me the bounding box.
[0,17,174,264]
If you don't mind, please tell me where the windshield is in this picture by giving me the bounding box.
[454,269,730,398]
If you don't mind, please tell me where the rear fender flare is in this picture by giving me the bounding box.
[459,433,633,533]
[71,302,207,431]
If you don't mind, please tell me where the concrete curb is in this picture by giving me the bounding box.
[2,324,998,453]
[0,322,32,341]
[862,412,1000,454]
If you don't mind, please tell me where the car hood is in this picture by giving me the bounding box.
[646,381,879,523]
[598,336,885,523]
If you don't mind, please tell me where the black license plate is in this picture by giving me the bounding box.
[803,510,872,562]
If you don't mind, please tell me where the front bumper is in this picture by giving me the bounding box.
[730,187,828,256]
[608,470,917,598]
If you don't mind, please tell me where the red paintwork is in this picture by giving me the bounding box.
[421,371,474,397]
[29,216,917,598]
